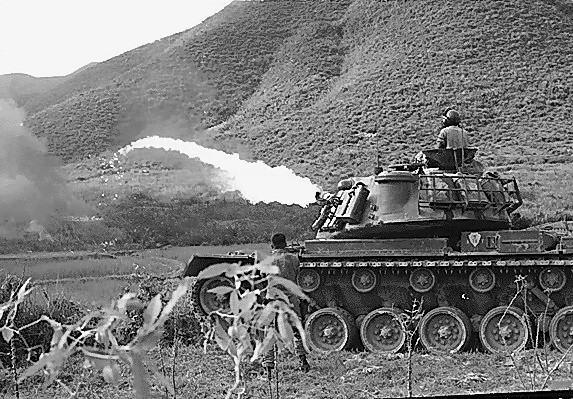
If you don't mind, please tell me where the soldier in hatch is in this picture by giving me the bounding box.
[436,108,470,149]
[262,233,311,373]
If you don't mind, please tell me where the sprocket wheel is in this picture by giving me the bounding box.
[192,276,234,316]
[479,306,528,354]
[360,308,405,353]
[419,306,471,353]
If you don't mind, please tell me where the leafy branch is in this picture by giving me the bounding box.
[198,256,309,399]
[1,276,192,399]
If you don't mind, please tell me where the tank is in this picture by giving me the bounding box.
[183,148,573,355]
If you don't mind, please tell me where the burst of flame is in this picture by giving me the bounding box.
[118,136,321,206]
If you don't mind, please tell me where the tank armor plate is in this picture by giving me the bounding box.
[303,238,449,257]
[461,230,559,253]
[561,237,573,253]
[182,253,255,277]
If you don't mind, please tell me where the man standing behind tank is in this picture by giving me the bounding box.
[263,233,310,373]
[436,108,470,149]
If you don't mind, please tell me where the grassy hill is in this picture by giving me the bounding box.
[4,1,571,172]
[11,1,353,159]
[225,0,573,183]
[1,0,572,249]
[0,73,68,103]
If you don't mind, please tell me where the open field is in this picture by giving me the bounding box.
[5,345,573,398]
[0,244,269,279]
[0,244,269,307]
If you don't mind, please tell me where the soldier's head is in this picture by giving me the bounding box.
[442,109,461,127]
[271,233,287,249]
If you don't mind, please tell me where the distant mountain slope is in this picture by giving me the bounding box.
[0,73,67,102]
[12,1,352,161]
[169,0,353,126]
[3,0,573,188]
[225,0,573,185]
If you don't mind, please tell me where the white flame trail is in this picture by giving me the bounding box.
[118,136,321,206]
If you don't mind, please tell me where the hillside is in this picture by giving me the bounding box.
[225,0,573,184]
[1,0,573,222]
[13,1,352,161]
[0,73,68,103]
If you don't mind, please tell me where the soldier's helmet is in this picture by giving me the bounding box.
[442,109,461,127]
[271,233,287,249]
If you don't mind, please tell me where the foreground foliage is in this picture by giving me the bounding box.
[6,346,573,399]
[198,256,309,398]
[1,275,193,398]
[0,256,311,399]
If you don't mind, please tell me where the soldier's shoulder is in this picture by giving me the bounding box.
[284,253,300,264]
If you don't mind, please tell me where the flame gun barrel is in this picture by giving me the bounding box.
[311,184,370,232]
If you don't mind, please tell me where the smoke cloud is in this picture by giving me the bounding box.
[119,136,321,206]
[0,99,70,237]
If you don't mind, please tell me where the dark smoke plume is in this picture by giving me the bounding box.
[0,99,70,237]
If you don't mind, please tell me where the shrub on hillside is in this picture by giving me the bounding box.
[100,193,316,248]
[0,216,127,254]
[26,88,124,162]
[45,216,127,250]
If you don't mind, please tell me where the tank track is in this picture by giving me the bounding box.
[298,255,573,354]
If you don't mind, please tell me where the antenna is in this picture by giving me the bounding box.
[453,108,466,173]
[374,152,383,174]
[460,121,466,173]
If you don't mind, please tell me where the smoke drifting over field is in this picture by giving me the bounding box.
[0,99,68,237]
[119,136,321,206]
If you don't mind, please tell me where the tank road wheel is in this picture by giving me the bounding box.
[297,269,321,293]
[352,269,377,293]
[305,308,358,352]
[539,267,567,292]
[192,276,234,316]
[469,268,496,293]
[549,306,573,353]
[360,308,405,353]
[409,268,435,293]
[419,307,471,353]
[479,306,528,354]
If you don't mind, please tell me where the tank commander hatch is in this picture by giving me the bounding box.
[436,108,470,149]
[414,108,482,173]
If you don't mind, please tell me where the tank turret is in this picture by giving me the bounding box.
[311,148,522,247]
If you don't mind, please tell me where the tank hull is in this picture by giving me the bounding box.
[316,219,511,240]
[296,232,573,354]
[183,236,573,354]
